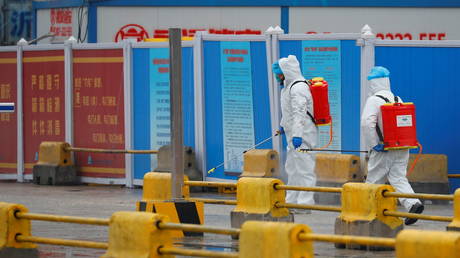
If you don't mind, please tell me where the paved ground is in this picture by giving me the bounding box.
[0,181,454,258]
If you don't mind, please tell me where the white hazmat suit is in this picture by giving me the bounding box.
[278,55,318,205]
[361,67,422,214]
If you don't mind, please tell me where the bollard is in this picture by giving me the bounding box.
[240,149,279,178]
[136,172,203,237]
[447,189,460,231]
[395,229,460,258]
[230,178,293,234]
[0,202,38,257]
[334,183,403,250]
[239,221,312,258]
[101,211,173,258]
[33,142,76,185]
[315,153,362,204]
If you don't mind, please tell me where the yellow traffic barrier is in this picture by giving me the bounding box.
[335,183,403,250]
[395,229,460,258]
[138,172,190,202]
[0,202,37,256]
[102,211,173,258]
[37,142,73,166]
[447,189,460,231]
[230,178,293,230]
[239,221,312,258]
[33,142,76,185]
[240,149,279,177]
[136,172,203,237]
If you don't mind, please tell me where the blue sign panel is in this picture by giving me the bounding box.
[204,40,271,180]
[132,47,195,180]
[220,41,255,173]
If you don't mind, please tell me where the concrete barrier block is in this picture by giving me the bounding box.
[102,211,174,258]
[155,145,202,182]
[241,149,279,178]
[0,202,37,257]
[239,221,312,258]
[139,172,190,202]
[396,230,460,258]
[315,154,363,183]
[231,178,293,230]
[335,183,403,250]
[447,189,460,232]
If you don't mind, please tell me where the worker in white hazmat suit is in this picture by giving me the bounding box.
[272,55,318,209]
[361,66,423,225]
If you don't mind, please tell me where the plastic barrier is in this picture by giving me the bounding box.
[4,201,460,258]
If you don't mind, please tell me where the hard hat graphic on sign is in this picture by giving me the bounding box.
[115,24,149,42]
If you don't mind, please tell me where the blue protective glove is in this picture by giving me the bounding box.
[277,127,285,135]
[292,137,302,149]
[372,143,387,152]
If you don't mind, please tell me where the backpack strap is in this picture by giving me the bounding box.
[374,95,390,143]
[289,80,315,125]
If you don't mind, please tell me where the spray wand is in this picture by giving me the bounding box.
[207,131,282,174]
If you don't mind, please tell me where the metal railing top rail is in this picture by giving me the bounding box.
[66,147,158,154]
[15,212,110,226]
[383,210,453,222]
[274,184,342,193]
[158,222,240,236]
[159,246,239,258]
[382,191,454,201]
[275,202,342,212]
[187,197,237,205]
[185,181,237,188]
[299,233,396,247]
[16,235,108,249]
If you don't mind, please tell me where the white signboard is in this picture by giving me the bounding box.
[37,7,88,44]
[97,7,280,42]
[290,7,460,40]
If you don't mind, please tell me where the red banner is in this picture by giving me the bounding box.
[0,52,17,174]
[73,49,125,178]
[23,50,66,174]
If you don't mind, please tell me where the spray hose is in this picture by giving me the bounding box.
[407,143,423,177]
[316,119,333,150]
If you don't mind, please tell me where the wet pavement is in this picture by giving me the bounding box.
[0,181,454,257]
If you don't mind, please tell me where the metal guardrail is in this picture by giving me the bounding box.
[383,191,454,201]
[275,203,342,212]
[66,147,158,154]
[16,235,108,249]
[159,247,239,258]
[15,212,110,226]
[383,210,453,222]
[299,233,396,247]
[158,222,240,237]
[274,184,342,193]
